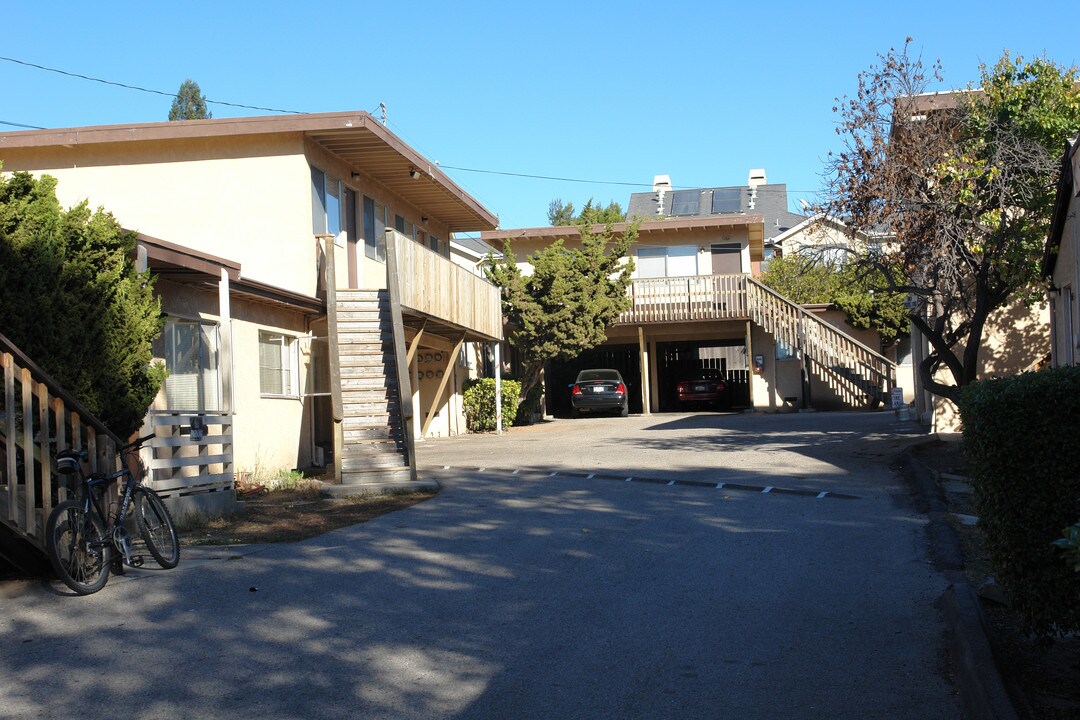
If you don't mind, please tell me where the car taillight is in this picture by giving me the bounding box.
[676,382,687,394]
[571,384,582,395]
[616,383,627,394]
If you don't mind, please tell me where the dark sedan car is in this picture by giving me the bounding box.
[675,371,729,410]
[570,369,629,417]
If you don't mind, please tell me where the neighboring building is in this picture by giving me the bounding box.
[1044,134,1080,368]
[893,91,1052,431]
[481,182,896,416]
[627,170,808,275]
[0,111,503,524]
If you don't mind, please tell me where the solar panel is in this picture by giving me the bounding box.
[668,190,701,216]
[711,188,742,213]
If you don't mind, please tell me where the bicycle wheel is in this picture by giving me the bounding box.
[134,487,180,568]
[45,500,112,595]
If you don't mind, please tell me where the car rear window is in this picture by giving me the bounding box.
[577,370,621,382]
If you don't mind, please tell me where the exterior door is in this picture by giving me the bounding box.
[711,243,742,274]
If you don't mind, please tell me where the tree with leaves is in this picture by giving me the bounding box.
[483,221,638,398]
[0,170,165,436]
[548,197,625,226]
[761,253,909,345]
[825,42,1080,402]
[169,79,212,121]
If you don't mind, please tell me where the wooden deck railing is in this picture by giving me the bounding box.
[616,274,750,324]
[391,231,503,341]
[0,332,122,549]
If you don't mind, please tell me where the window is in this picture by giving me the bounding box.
[668,190,702,216]
[430,234,440,253]
[395,214,415,240]
[363,196,387,262]
[259,331,298,397]
[637,245,698,278]
[310,166,342,237]
[161,320,221,411]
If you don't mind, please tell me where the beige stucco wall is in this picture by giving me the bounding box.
[3,136,320,295]
[928,298,1051,433]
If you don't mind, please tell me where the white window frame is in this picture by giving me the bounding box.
[259,331,299,398]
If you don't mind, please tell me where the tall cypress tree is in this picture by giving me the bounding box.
[0,170,165,436]
[169,79,212,121]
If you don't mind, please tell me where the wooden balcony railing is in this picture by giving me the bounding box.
[389,231,503,341]
[617,274,750,324]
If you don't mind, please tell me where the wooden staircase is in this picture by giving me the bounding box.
[333,290,415,489]
[746,278,896,408]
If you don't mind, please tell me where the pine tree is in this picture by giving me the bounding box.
[169,79,212,121]
[484,221,638,397]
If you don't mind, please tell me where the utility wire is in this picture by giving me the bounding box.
[0,55,304,115]
[0,119,45,130]
[1,55,822,202]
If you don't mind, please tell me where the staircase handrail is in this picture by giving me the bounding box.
[745,277,896,369]
[0,331,122,447]
[384,229,418,482]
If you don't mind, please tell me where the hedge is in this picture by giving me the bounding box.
[462,378,522,432]
[958,366,1080,637]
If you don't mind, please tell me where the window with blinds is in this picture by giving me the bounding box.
[259,331,297,397]
[162,320,221,411]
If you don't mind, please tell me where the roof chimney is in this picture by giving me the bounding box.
[653,174,672,192]
[748,168,767,187]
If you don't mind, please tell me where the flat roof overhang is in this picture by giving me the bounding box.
[481,215,767,262]
[0,111,498,234]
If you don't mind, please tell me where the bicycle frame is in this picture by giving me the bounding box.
[83,464,140,566]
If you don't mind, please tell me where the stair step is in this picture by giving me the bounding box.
[342,453,408,469]
[337,467,414,486]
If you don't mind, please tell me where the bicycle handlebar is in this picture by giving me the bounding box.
[121,433,157,452]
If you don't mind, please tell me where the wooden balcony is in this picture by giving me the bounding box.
[616,274,750,325]
[390,231,503,341]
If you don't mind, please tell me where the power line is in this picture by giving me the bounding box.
[0,55,305,115]
[437,164,823,195]
[0,119,44,130]
[1,54,823,203]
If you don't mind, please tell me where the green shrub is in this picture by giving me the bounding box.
[958,366,1080,636]
[462,378,521,432]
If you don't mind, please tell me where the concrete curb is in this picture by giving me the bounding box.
[935,583,1020,720]
[903,445,1018,720]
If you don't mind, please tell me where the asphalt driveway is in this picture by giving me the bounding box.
[0,410,962,719]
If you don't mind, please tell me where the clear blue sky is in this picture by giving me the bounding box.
[3,1,1076,235]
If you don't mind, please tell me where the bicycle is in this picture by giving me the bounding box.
[45,433,180,595]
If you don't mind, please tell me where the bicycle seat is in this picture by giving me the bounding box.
[56,448,88,475]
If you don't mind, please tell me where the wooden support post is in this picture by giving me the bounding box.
[384,228,417,481]
[495,342,503,435]
[4,353,16,523]
[20,368,34,535]
[638,326,651,416]
[322,235,344,483]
